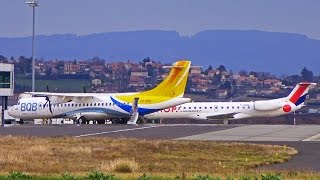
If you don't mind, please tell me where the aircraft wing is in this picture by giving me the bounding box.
[206,113,238,120]
[23,92,102,103]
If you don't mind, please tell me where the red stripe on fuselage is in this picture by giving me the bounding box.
[289,84,308,103]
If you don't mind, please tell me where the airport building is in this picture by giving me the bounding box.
[0,63,14,126]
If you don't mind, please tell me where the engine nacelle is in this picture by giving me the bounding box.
[47,96,67,104]
[254,100,283,111]
[19,93,33,99]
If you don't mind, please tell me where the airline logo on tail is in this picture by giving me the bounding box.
[288,82,316,106]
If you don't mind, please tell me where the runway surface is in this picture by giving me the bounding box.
[0,124,236,138]
[0,124,319,170]
[176,124,320,141]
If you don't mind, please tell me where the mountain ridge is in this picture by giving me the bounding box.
[1,30,319,75]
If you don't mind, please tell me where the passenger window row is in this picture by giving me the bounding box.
[181,106,250,110]
[49,103,115,108]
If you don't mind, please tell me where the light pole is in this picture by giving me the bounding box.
[26,1,39,92]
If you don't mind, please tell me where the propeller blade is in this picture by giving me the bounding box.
[43,96,53,114]
[48,100,52,114]
[43,101,48,108]
[83,84,86,93]
[46,83,49,92]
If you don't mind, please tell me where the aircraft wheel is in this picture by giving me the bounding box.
[97,120,105,124]
[78,117,86,124]
[19,119,24,124]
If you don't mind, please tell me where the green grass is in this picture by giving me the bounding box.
[15,77,91,92]
[0,136,318,179]
[0,171,320,180]
[0,136,296,174]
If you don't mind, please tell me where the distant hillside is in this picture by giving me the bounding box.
[1,30,320,75]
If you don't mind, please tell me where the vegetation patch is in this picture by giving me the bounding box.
[0,170,319,179]
[15,76,91,93]
[4,171,31,180]
[102,159,139,173]
[0,135,300,178]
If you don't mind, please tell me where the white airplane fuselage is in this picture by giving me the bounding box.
[145,98,302,120]
[8,93,190,120]
[146,82,315,121]
[8,60,193,124]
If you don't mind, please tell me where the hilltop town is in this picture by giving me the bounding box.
[1,55,319,103]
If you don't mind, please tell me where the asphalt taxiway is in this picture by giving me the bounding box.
[0,124,319,170]
[176,124,320,141]
[0,124,236,138]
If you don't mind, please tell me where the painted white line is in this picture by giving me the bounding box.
[302,133,320,141]
[75,125,160,137]
[75,123,233,138]
[157,124,233,127]
[3,124,20,127]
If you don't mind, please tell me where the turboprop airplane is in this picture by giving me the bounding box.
[8,60,192,124]
[145,82,316,124]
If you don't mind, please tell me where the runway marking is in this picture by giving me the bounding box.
[75,125,161,137]
[75,124,232,138]
[302,133,320,141]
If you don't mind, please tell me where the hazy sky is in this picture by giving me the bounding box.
[1,0,320,39]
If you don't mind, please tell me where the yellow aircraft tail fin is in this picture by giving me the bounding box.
[140,60,191,97]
